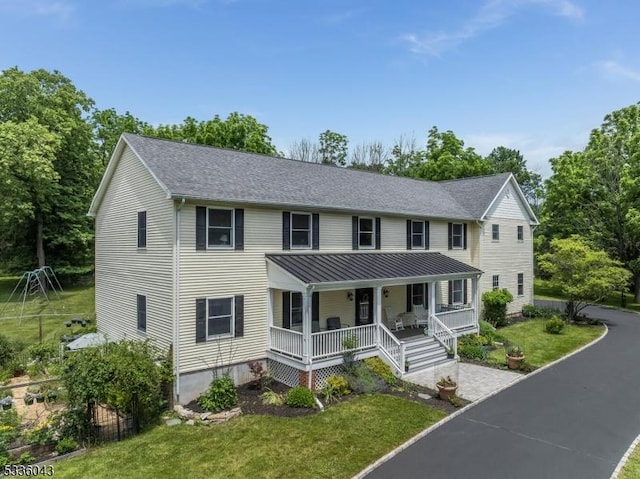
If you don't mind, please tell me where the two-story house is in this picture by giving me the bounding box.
[89,134,538,403]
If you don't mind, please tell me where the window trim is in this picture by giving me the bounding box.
[517,273,524,296]
[207,207,235,249]
[411,220,425,249]
[492,224,500,241]
[290,212,312,249]
[136,294,147,333]
[517,225,524,242]
[452,279,464,304]
[358,216,375,249]
[137,211,147,249]
[451,223,464,249]
[206,296,235,339]
[492,275,499,290]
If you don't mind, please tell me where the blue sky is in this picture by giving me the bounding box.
[0,0,638,176]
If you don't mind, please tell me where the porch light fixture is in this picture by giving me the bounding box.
[383,288,389,298]
[347,291,354,301]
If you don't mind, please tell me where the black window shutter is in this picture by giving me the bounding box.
[196,206,207,251]
[406,284,412,312]
[234,295,244,337]
[463,223,468,250]
[463,279,468,304]
[312,214,320,250]
[312,292,319,323]
[375,217,381,250]
[448,281,453,305]
[406,220,412,250]
[424,283,429,308]
[448,223,453,250]
[352,216,359,250]
[234,209,244,250]
[282,212,291,250]
[137,211,147,248]
[195,298,206,343]
[282,292,291,329]
[425,221,430,250]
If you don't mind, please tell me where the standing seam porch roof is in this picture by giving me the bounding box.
[266,252,482,286]
[92,133,534,222]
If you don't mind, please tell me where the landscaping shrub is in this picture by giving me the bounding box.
[522,304,559,319]
[346,362,387,394]
[0,335,25,371]
[458,335,487,360]
[544,316,566,335]
[364,357,397,385]
[260,389,283,406]
[479,320,505,345]
[28,342,57,364]
[55,438,78,455]
[198,376,238,412]
[284,386,315,408]
[482,289,514,327]
[325,374,351,396]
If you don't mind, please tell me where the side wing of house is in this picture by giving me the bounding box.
[93,143,175,349]
[478,180,536,314]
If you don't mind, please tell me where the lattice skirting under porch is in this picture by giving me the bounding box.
[267,359,345,389]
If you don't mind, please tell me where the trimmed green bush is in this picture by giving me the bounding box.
[522,304,559,319]
[364,357,397,385]
[544,316,566,335]
[55,438,78,455]
[285,386,315,408]
[458,334,487,360]
[479,320,505,345]
[325,374,351,396]
[482,289,514,327]
[197,376,238,412]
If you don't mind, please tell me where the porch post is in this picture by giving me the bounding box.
[267,288,274,350]
[302,288,312,364]
[430,282,436,316]
[375,285,382,346]
[471,275,479,330]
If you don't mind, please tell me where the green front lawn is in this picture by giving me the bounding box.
[0,276,95,345]
[53,394,445,479]
[619,441,640,479]
[487,319,605,368]
[534,278,640,313]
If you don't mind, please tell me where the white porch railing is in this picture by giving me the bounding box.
[428,314,457,356]
[436,307,475,331]
[270,326,303,359]
[378,324,403,372]
[312,324,376,360]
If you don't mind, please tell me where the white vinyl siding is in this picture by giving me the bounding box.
[94,145,174,348]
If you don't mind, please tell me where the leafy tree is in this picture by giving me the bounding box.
[486,146,543,209]
[92,108,149,166]
[147,112,278,155]
[0,67,98,270]
[537,236,631,321]
[318,129,348,166]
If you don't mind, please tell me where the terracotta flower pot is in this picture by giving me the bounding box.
[507,355,525,370]
[437,384,457,400]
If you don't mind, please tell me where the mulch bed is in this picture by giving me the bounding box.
[185,381,466,418]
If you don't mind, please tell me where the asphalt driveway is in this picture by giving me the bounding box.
[364,303,640,479]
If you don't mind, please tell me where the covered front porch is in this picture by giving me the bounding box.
[265,252,482,387]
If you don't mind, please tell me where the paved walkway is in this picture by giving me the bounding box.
[406,362,522,402]
[363,303,640,479]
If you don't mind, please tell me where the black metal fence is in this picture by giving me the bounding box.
[84,400,140,444]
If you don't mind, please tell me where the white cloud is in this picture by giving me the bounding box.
[596,59,640,82]
[402,0,584,56]
[0,0,74,19]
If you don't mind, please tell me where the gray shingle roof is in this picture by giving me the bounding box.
[266,252,481,285]
[439,173,511,219]
[123,133,510,220]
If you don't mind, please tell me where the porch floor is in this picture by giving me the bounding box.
[392,327,427,341]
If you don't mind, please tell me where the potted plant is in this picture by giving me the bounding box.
[436,376,458,400]
[506,345,525,370]
[1,396,13,410]
[404,360,410,372]
[24,392,34,405]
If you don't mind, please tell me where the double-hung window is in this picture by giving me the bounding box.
[412,284,425,306]
[207,297,234,338]
[451,223,464,248]
[359,217,374,248]
[136,294,146,332]
[492,224,500,241]
[492,275,499,290]
[517,225,524,241]
[451,279,464,304]
[290,292,303,327]
[517,273,524,296]
[137,211,147,248]
[412,221,425,248]
[208,208,234,247]
[291,213,312,248]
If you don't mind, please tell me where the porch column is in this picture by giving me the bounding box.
[430,282,436,316]
[267,288,274,350]
[471,275,479,328]
[301,288,312,365]
[374,285,382,346]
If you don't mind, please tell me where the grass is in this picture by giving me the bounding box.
[53,394,446,479]
[0,276,95,345]
[534,278,640,313]
[619,441,640,479]
[487,318,605,368]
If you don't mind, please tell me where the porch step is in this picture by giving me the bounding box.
[403,337,450,373]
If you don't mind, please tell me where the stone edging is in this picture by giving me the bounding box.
[610,432,640,478]
[352,323,610,479]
